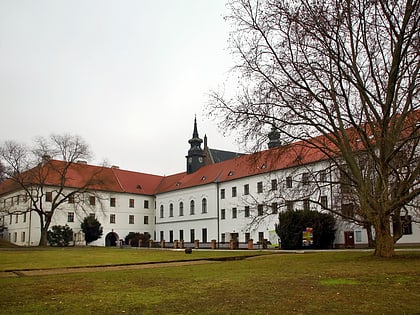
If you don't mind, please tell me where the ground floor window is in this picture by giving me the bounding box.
[258,232,264,243]
[402,216,413,235]
[190,229,195,243]
[245,232,250,242]
[355,230,362,242]
[202,228,207,243]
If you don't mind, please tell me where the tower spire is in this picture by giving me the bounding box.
[186,117,205,174]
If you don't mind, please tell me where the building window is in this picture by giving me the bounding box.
[221,233,226,243]
[244,184,249,195]
[342,203,355,218]
[202,198,207,213]
[286,200,294,211]
[129,199,135,208]
[244,206,250,217]
[257,182,263,193]
[144,200,149,209]
[258,204,264,216]
[190,200,195,215]
[110,214,116,224]
[68,195,75,204]
[202,228,208,243]
[302,173,310,185]
[21,231,26,243]
[258,232,264,243]
[232,187,237,197]
[303,199,310,211]
[245,233,250,242]
[14,232,17,243]
[144,216,149,224]
[319,170,326,182]
[320,196,328,209]
[220,189,225,199]
[286,176,292,188]
[15,214,18,224]
[160,205,164,218]
[89,196,96,206]
[355,230,362,242]
[271,179,278,191]
[169,230,174,243]
[23,212,26,223]
[232,207,237,219]
[68,212,75,223]
[271,202,278,214]
[399,216,413,235]
[110,198,116,207]
[221,209,226,220]
[179,202,184,216]
[9,214,12,225]
[46,192,52,202]
[160,231,164,242]
[129,215,134,224]
[190,229,195,243]
[340,169,352,193]
[179,229,184,241]
[169,203,174,217]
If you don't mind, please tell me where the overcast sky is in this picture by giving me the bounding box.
[0,0,240,175]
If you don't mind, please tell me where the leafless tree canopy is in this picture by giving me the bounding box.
[210,0,420,257]
[0,134,98,246]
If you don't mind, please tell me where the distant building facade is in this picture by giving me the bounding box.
[1,120,419,248]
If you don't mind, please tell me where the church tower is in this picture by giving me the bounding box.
[186,117,205,174]
[268,125,281,149]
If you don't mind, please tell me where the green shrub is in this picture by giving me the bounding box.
[125,232,151,247]
[47,225,73,246]
[81,216,103,245]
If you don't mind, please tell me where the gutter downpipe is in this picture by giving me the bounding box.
[216,174,221,248]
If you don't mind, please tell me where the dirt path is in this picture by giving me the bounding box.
[0,259,222,278]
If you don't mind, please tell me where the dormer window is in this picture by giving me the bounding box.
[201,176,206,181]
[228,171,234,176]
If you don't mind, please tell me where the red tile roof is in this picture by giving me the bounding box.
[0,160,164,197]
[156,139,329,193]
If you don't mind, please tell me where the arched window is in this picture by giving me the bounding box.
[169,203,174,217]
[190,200,195,215]
[179,202,184,216]
[202,198,207,213]
[160,205,164,218]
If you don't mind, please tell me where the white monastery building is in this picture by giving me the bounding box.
[1,118,419,248]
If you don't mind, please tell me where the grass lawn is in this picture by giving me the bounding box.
[1,248,420,314]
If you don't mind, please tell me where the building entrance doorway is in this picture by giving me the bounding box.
[105,232,119,246]
[344,231,355,248]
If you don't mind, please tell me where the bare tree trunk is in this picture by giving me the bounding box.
[39,227,48,246]
[373,216,395,257]
[366,224,375,248]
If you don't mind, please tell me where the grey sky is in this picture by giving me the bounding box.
[0,0,239,175]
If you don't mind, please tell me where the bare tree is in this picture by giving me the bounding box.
[209,0,420,257]
[0,134,103,246]
[0,161,5,183]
